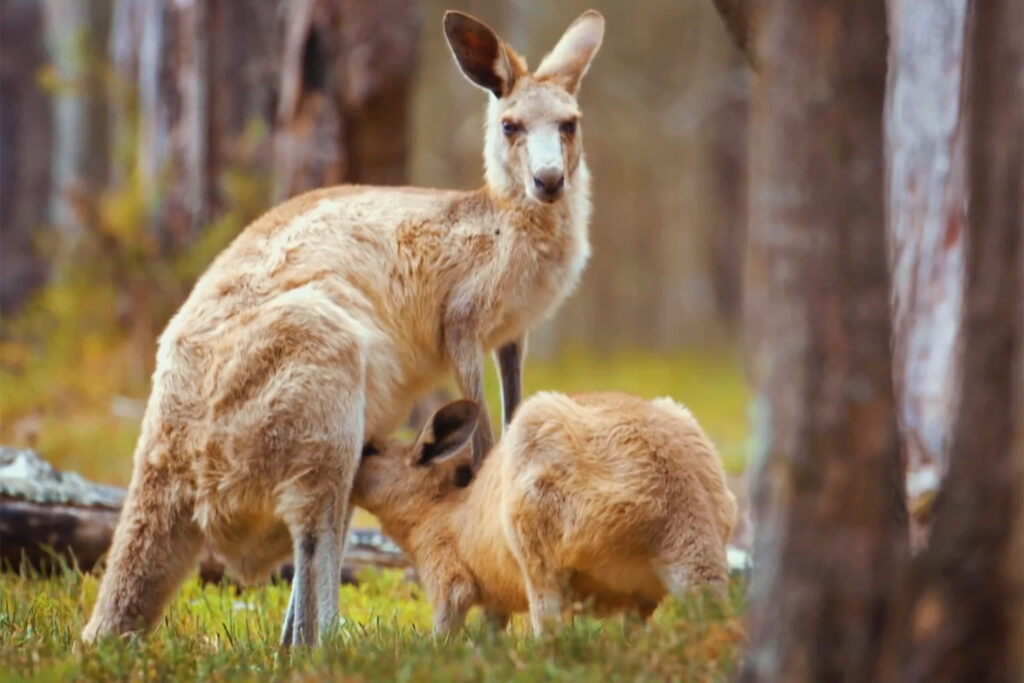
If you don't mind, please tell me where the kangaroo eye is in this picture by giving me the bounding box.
[560,120,577,136]
[361,442,379,458]
[502,120,523,136]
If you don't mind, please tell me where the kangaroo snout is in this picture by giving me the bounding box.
[532,168,565,201]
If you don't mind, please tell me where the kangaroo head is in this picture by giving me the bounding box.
[444,9,605,205]
[352,400,479,526]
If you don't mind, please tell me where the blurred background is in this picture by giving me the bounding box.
[0,0,750,486]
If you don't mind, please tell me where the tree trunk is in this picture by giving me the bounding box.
[0,0,52,314]
[899,0,1024,678]
[107,0,418,248]
[740,2,905,682]
[40,0,112,249]
[0,447,409,582]
[109,0,280,248]
[706,58,749,331]
[271,0,418,200]
[884,0,969,551]
[100,0,418,382]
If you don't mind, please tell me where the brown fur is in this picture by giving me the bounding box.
[82,10,605,646]
[353,391,738,635]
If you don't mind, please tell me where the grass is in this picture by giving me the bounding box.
[0,566,747,682]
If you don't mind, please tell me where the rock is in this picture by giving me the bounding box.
[0,447,125,508]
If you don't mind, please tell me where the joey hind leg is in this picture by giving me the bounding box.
[82,463,204,642]
[505,521,566,635]
[431,601,468,637]
[429,576,476,637]
[654,521,730,602]
[523,573,566,636]
[505,496,569,635]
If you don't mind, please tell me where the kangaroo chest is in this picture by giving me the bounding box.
[475,217,587,349]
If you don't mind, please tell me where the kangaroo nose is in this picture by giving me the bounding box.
[532,168,565,198]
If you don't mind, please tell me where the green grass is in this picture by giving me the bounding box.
[0,567,747,682]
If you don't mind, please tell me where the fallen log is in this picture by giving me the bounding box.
[1,446,752,583]
[0,447,409,585]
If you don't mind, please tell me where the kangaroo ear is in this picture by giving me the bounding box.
[444,11,519,98]
[534,9,605,95]
[414,400,480,465]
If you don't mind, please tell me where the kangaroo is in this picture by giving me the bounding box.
[353,392,738,635]
[82,10,604,646]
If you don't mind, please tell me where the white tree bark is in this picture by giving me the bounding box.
[41,0,112,247]
[884,0,969,548]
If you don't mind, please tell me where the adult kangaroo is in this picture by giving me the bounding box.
[82,9,604,646]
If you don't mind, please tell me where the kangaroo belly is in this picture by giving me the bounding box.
[361,340,449,439]
[203,509,293,585]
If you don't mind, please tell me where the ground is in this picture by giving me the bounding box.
[0,568,746,682]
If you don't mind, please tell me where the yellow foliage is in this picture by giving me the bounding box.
[0,117,273,484]
[98,174,154,252]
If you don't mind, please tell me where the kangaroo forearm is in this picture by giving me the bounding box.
[453,357,495,462]
[444,309,496,463]
[495,335,525,429]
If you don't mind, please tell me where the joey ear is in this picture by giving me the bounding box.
[443,11,519,97]
[534,9,605,94]
[414,400,480,465]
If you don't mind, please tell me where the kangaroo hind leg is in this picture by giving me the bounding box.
[277,375,363,647]
[653,514,730,603]
[280,444,359,647]
[82,458,203,642]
